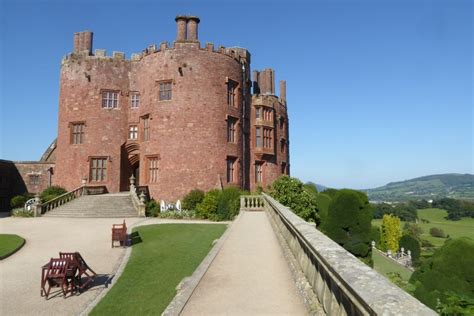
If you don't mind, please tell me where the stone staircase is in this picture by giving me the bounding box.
[43,193,138,218]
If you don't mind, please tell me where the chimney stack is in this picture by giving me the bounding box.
[186,16,200,42]
[175,16,187,41]
[280,80,286,104]
[175,15,200,43]
[73,31,93,55]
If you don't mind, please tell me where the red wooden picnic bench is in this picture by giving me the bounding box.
[112,220,128,248]
[40,258,76,299]
[59,252,97,291]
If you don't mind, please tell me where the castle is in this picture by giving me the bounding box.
[0,15,289,207]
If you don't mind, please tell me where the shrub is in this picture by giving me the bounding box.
[410,238,474,310]
[420,239,435,248]
[380,214,402,252]
[399,234,421,264]
[430,227,446,238]
[10,208,33,217]
[212,187,241,221]
[145,199,160,217]
[270,176,319,223]
[10,193,33,209]
[195,190,220,219]
[321,189,373,258]
[40,186,67,202]
[182,189,205,211]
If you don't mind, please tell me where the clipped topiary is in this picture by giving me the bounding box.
[410,238,474,310]
[321,189,373,258]
[40,186,67,202]
[182,189,205,211]
[399,234,421,264]
[315,193,331,226]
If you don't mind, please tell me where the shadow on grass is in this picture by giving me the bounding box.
[129,231,142,246]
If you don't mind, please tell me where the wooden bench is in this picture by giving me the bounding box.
[112,220,128,248]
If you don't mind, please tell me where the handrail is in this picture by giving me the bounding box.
[37,185,108,214]
[262,193,436,316]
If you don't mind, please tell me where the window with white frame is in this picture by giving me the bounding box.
[102,91,119,108]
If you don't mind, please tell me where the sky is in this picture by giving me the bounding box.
[0,0,472,189]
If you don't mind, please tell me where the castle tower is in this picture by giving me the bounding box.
[54,16,288,201]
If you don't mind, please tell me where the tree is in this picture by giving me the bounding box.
[321,189,373,258]
[270,176,319,223]
[380,214,402,252]
[410,238,474,311]
[315,193,331,226]
[403,222,424,240]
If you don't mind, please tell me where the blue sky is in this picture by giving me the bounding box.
[0,0,472,189]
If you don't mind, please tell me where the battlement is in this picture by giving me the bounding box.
[64,16,251,65]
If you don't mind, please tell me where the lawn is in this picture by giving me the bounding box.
[372,208,474,248]
[372,249,412,281]
[0,234,25,259]
[91,223,227,315]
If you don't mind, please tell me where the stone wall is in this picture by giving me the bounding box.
[263,193,436,315]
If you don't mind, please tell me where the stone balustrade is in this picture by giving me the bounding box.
[261,193,436,316]
[240,195,265,211]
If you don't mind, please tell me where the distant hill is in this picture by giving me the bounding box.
[366,173,474,202]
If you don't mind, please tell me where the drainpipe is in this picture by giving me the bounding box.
[241,61,248,191]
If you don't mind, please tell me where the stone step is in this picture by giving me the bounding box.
[43,193,139,218]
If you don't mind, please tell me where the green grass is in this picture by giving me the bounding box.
[91,224,227,315]
[0,234,25,259]
[372,249,412,281]
[372,208,474,248]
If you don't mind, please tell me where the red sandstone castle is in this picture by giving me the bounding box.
[1,16,289,205]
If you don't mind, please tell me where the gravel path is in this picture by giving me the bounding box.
[0,216,221,316]
[181,211,308,315]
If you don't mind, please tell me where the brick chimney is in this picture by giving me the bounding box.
[175,15,200,43]
[280,80,286,104]
[73,31,93,55]
[186,16,200,42]
[175,16,187,42]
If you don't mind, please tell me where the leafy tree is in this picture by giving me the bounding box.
[270,176,319,223]
[399,234,421,264]
[182,189,205,210]
[403,222,424,240]
[410,238,474,310]
[40,186,67,202]
[432,198,474,220]
[373,202,417,221]
[436,291,474,316]
[321,189,373,257]
[380,214,402,252]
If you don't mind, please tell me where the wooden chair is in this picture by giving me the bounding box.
[40,258,76,299]
[112,220,128,248]
[59,252,97,291]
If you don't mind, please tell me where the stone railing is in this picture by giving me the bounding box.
[262,193,436,316]
[240,195,265,211]
[34,185,107,216]
[129,176,146,217]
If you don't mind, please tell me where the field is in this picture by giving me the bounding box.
[91,224,227,315]
[372,208,474,248]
